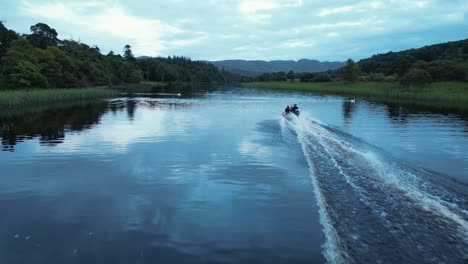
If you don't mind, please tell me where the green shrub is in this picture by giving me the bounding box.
[384,74,398,82]
[369,73,385,82]
[400,69,432,87]
[313,74,331,82]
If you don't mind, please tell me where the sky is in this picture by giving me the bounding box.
[1,0,467,61]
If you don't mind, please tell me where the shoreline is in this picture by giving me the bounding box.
[240,81,468,112]
[0,87,116,109]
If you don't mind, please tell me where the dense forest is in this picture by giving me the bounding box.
[244,39,468,85]
[0,22,230,89]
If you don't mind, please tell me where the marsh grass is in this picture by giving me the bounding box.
[0,87,116,109]
[241,82,468,111]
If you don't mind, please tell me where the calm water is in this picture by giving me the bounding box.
[1,86,467,263]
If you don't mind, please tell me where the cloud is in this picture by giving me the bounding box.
[238,0,303,24]
[318,5,354,17]
[20,0,206,56]
[278,39,313,48]
[9,0,468,61]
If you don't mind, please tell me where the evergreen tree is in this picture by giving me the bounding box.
[123,44,135,61]
[343,59,359,82]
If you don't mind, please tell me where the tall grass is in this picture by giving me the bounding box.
[241,82,468,111]
[0,87,117,109]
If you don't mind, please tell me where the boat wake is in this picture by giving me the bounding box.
[280,114,468,264]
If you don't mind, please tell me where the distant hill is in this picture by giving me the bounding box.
[209,59,345,77]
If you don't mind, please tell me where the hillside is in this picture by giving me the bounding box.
[210,59,345,77]
[358,38,468,76]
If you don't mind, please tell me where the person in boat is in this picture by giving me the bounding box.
[291,104,299,115]
[284,105,291,113]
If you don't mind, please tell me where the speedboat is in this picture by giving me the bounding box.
[282,110,300,118]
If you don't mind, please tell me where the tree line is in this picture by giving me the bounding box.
[0,22,230,89]
[243,38,468,86]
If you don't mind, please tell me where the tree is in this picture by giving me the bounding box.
[400,68,432,87]
[463,41,468,54]
[107,50,115,56]
[343,59,359,82]
[1,39,48,88]
[36,46,79,87]
[0,21,19,57]
[7,60,48,87]
[27,23,60,49]
[390,55,416,77]
[123,44,135,61]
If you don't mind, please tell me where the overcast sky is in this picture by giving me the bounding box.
[1,0,467,61]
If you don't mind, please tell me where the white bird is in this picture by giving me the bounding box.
[350,98,355,103]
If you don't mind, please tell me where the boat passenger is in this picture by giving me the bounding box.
[292,104,298,112]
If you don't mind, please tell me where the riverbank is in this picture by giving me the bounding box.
[0,87,116,109]
[241,81,468,112]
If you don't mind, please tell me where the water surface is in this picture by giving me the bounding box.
[1,86,467,263]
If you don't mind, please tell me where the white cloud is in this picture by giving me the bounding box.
[318,5,354,17]
[442,12,465,23]
[278,39,313,48]
[238,0,303,24]
[369,1,383,9]
[11,0,468,61]
[20,0,207,56]
[297,21,363,31]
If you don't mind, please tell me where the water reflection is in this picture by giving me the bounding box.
[0,87,467,264]
[0,103,108,151]
[386,104,409,124]
[342,100,356,125]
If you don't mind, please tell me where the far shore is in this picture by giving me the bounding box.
[241,81,468,112]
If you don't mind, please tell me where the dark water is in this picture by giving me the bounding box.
[0,87,467,263]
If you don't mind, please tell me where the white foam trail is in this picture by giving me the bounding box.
[282,117,348,264]
[283,114,468,261]
[362,151,468,239]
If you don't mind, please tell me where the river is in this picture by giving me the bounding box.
[0,86,467,263]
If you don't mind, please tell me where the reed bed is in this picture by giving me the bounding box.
[241,82,468,111]
[0,87,117,109]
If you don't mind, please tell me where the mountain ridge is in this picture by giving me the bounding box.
[208,59,345,77]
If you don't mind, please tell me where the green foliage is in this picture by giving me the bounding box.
[138,56,229,83]
[383,75,398,82]
[463,41,468,54]
[123,44,135,62]
[241,81,468,112]
[368,73,385,82]
[0,21,19,57]
[358,38,468,82]
[0,88,116,109]
[7,60,48,88]
[36,46,80,87]
[1,39,48,88]
[313,74,331,82]
[400,69,432,87]
[27,23,60,49]
[343,59,359,83]
[391,55,416,76]
[0,23,229,90]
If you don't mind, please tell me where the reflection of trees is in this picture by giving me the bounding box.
[0,102,108,151]
[386,104,409,124]
[126,100,137,121]
[342,101,356,125]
